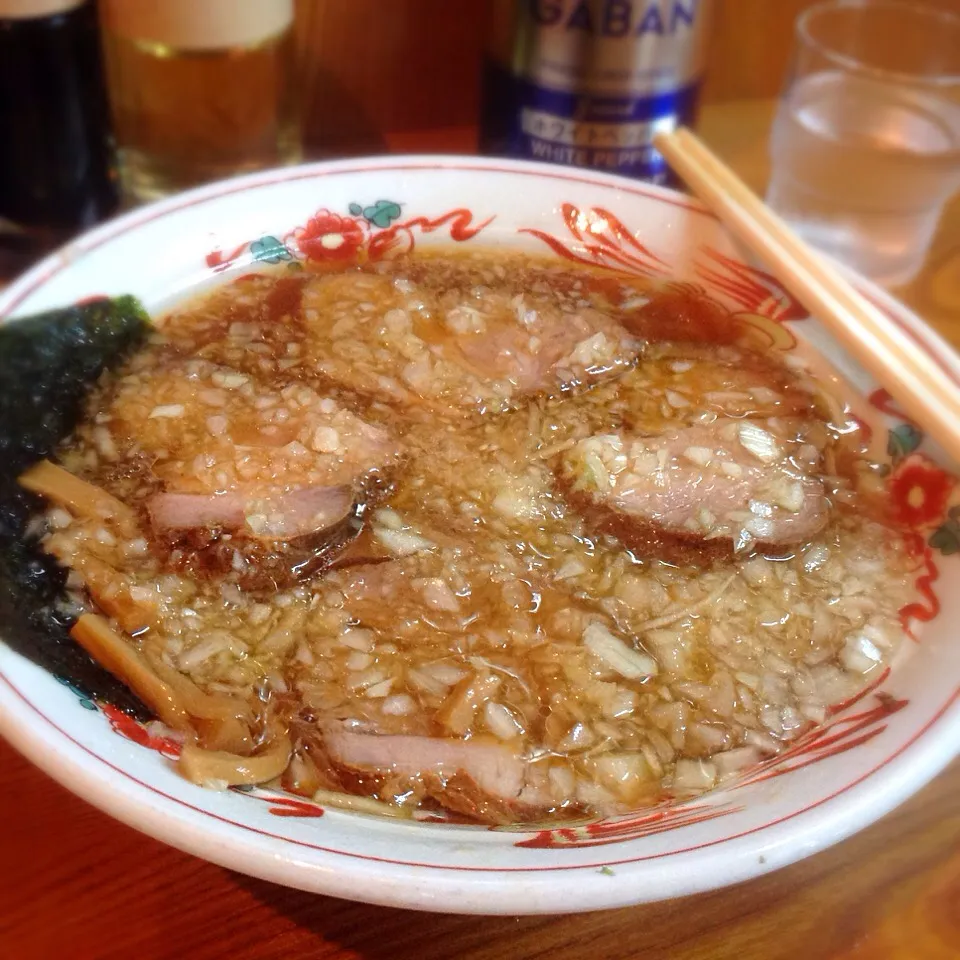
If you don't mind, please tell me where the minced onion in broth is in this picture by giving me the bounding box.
[38,251,914,823]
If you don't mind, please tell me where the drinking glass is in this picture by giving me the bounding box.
[100,0,302,204]
[767,0,960,287]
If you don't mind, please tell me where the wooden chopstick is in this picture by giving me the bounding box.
[653,126,960,464]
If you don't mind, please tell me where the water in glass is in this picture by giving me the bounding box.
[768,71,960,287]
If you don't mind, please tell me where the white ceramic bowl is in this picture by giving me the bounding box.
[1,156,958,915]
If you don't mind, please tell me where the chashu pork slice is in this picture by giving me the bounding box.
[300,272,640,413]
[317,725,559,824]
[147,484,356,542]
[556,418,829,565]
[103,357,402,586]
[323,728,525,801]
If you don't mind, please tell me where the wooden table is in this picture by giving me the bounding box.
[3,102,959,959]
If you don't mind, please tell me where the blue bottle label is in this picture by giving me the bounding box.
[481,0,712,181]
[498,73,702,181]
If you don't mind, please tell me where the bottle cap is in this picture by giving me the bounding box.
[0,0,84,18]
[102,0,293,51]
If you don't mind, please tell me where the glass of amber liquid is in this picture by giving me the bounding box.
[100,0,301,204]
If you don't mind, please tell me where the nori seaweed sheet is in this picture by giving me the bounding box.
[0,296,152,717]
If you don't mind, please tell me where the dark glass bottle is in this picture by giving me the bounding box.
[0,0,118,275]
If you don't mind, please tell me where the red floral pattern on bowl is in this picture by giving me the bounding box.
[294,210,366,262]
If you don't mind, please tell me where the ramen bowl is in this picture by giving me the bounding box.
[0,156,957,915]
